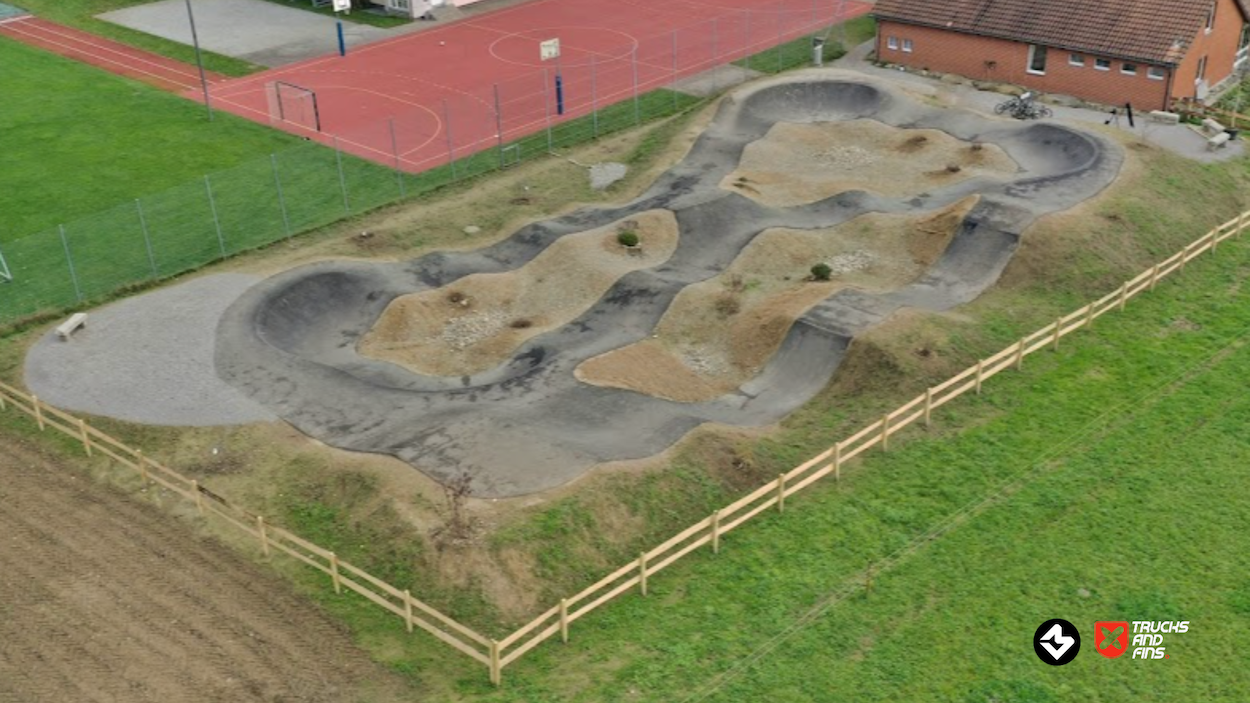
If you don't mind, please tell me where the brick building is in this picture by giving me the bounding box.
[872,0,1250,111]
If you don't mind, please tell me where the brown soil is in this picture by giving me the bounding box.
[723,120,1018,207]
[576,197,979,401]
[0,438,405,703]
[359,210,679,377]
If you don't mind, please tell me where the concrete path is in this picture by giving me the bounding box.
[99,0,391,67]
[213,72,1123,497]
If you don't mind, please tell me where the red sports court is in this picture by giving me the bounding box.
[207,0,872,171]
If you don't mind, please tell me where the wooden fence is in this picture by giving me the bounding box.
[0,209,1245,684]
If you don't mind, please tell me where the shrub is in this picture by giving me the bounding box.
[617,230,640,247]
[811,263,833,281]
[714,293,741,317]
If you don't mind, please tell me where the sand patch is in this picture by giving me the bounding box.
[576,197,978,401]
[360,210,678,377]
[723,120,1018,207]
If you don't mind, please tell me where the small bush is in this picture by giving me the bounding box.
[617,231,640,247]
[811,263,833,281]
[509,318,533,329]
[714,293,741,317]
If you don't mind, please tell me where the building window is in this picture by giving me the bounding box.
[887,36,899,50]
[1122,63,1137,75]
[1148,66,1166,80]
[1095,58,1111,71]
[1027,45,1048,74]
[1069,53,1085,66]
[902,38,914,53]
[1206,3,1216,33]
[1197,54,1208,82]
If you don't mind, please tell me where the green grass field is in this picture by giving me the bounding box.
[0,36,297,240]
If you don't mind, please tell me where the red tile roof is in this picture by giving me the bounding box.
[873,0,1250,65]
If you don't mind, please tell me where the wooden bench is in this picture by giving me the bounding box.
[56,313,88,340]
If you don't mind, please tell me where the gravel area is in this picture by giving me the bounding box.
[590,162,628,190]
[24,274,276,426]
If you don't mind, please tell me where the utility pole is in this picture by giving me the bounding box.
[185,0,213,121]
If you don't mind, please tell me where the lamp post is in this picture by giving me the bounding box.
[184,0,213,121]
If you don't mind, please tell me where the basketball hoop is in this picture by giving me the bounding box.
[540,38,560,61]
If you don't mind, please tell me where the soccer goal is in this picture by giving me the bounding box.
[265,81,322,132]
[0,243,12,283]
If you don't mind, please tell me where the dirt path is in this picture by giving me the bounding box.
[0,437,405,703]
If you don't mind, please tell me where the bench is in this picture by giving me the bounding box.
[1200,117,1232,150]
[56,313,88,340]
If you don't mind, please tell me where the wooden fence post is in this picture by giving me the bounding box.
[1118,283,1128,311]
[33,395,43,430]
[191,479,204,514]
[78,419,92,456]
[880,414,890,452]
[490,640,502,686]
[1051,318,1062,351]
[330,552,342,594]
[1014,338,1025,370]
[974,360,984,395]
[1211,229,1219,253]
[1149,264,1160,291]
[923,387,933,427]
[257,515,270,558]
[639,552,648,596]
[1238,210,1247,236]
[833,442,842,482]
[1,389,8,410]
[137,450,150,485]
[776,472,786,513]
[711,510,721,554]
[404,589,414,633]
[1180,245,1188,272]
[1084,303,1095,329]
[560,598,569,643]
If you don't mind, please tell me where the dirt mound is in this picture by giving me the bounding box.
[723,120,1018,207]
[576,197,979,402]
[0,439,404,703]
[360,210,679,377]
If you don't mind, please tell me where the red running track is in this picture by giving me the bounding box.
[207,0,873,171]
[0,16,225,93]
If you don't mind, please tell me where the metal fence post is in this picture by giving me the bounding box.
[389,118,406,198]
[493,84,505,167]
[442,99,457,181]
[333,136,350,214]
[745,9,752,69]
[591,55,599,138]
[712,17,719,60]
[271,154,292,239]
[204,175,226,259]
[543,67,554,152]
[632,46,641,125]
[58,225,82,302]
[135,199,157,278]
[777,15,784,72]
[671,30,679,112]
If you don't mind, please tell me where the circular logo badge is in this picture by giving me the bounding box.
[1034,618,1081,665]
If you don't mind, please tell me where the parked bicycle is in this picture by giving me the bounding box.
[994,92,1053,120]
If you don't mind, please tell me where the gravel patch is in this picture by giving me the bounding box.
[825,251,874,275]
[441,309,508,350]
[589,162,628,190]
[24,274,276,426]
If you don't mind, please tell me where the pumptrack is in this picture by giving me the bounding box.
[216,72,1123,497]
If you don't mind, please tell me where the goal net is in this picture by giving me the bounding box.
[265,81,321,132]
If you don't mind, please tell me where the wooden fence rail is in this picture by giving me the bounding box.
[0,209,1245,685]
[0,377,493,672]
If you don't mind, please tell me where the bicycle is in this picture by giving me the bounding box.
[994,92,1053,120]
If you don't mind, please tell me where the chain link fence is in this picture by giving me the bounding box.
[0,0,860,328]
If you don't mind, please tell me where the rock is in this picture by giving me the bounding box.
[589,162,628,190]
[463,225,481,235]
[1077,588,1092,598]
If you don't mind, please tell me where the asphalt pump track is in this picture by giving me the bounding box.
[215,71,1124,497]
